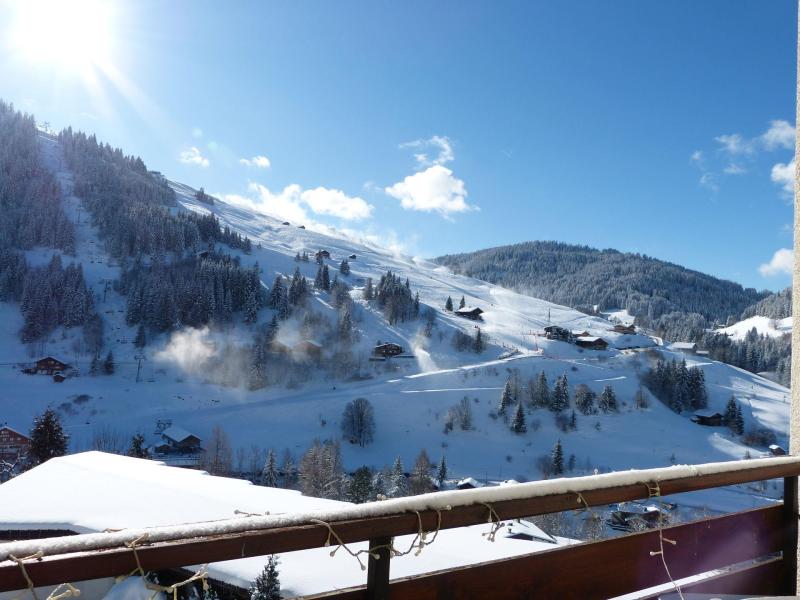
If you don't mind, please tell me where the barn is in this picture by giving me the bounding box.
[575,336,609,350]
[612,324,636,335]
[690,410,723,427]
[24,357,71,376]
[374,342,404,358]
[454,307,484,321]
[0,426,30,462]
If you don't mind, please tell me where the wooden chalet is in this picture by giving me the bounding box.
[671,341,698,354]
[456,477,482,490]
[454,307,484,321]
[374,342,404,358]
[267,339,292,355]
[23,357,71,376]
[348,254,357,260]
[157,426,203,453]
[282,221,291,225]
[0,426,30,462]
[575,336,609,350]
[691,410,724,427]
[607,503,667,533]
[316,249,331,260]
[294,340,322,360]
[612,324,636,335]
[770,444,787,456]
[543,325,572,342]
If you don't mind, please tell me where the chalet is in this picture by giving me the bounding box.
[298,225,306,229]
[769,444,787,456]
[571,330,590,338]
[155,426,203,455]
[670,342,698,354]
[294,340,322,360]
[316,249,331,260]
[691,410,723,427]
[267,339,291,355]
[504,519,558,544]
[456,477,482,490]
[282,221,291,225]
[24,357,71,376]
[454,307,484,321]
[575,336,609,350]
[544,325,572,342]
[0,426,30,462]
[374,342,404,358]
[52,373,67,383]
[607,502,666,532]
[349,254,357,260]
[612,324,636,335]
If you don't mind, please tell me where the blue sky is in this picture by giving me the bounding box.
[0,0,796,290]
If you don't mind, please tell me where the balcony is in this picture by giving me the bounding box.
[0,456,798,599]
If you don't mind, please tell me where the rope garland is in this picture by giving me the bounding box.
[45,583,80,600]
[9,551,43,600]
[646,482,684,600]
[145,566,209,600]
[309,506,451,571]
[480,502,503,542]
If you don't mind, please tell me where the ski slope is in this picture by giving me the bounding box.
[0,135,791,516]
[716,315,793,341]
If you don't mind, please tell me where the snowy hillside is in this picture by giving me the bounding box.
[716,315,793,341]
[0,131,791,517]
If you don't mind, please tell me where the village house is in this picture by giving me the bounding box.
[691,409,724,427]
[294,340,322,361]
[23,357,71,376]
[0,425,30,462]
[575,336,609,350]
[670,341,698,355]
[373,342,404,358]
[544,325,573,342]
[612,323,636,335]
[454,306,484,321]
[315,249,331,261]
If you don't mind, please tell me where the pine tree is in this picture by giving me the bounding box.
[550,374,569,412]
[473,327,485,353]
[598,385,618,413]
[250,555,281,600]
[724,396,738,429]
[127,433,149,458]
[551,440,564,476]
[498,381,513,415]
[103,350,115,375]
[133,324,146,348]
[510,401,527,433]
[459,296,466,309]
[29,408,69,465]
[321,265,330,291]
[262,449,279,487]
[445,296,453,311]
[348,466,373,503]
[569,410,577,431]
[436,454,448,488]
[735,405,745,435]
[339,259,350,275]
[531,371,550,408]
[389,456,406,497]
[574,385,596,415]
[363,277,374,301]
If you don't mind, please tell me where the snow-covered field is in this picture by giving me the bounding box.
[716,315,793,341]
[0,136,791,515]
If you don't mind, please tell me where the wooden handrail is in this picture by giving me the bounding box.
[0,457,798,593]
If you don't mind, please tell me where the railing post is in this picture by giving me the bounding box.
[366,536,391,600]
[784,476,798,594]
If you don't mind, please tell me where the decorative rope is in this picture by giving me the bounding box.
[309,506,452,570]
[145,566,209,600]
[45,583,80,600]
[646,481,684,600]
[480,502,503,542]
[9,551,44,600]
[115,534,149,582]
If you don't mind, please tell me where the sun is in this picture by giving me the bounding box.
[11,0,114,72]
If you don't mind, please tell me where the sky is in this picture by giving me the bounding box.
[0,0,796,291]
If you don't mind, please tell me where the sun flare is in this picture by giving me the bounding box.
[11,0,113,72]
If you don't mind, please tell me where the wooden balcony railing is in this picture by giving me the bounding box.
[1,456,799,599]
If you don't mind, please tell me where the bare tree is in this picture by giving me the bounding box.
[341,398,375,447]
[203,425,233,476]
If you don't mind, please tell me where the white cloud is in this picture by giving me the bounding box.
[699,172,718,193]
[723,163,747,175]
[690,150,704,166]
[224,182,372,223]
[759,248,794,277]
[300,187,373,221]
[715,133,753,156]
[761,120,794,150]
[400,135,454,168]
[239,155,271,169]
[771,158,795,195]
[385,165,475,218]
[179,146,210,168]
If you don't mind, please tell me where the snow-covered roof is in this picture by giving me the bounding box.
[0,452,572,597]
[0,425,28,438]
[670,342,697,350]
[693,409,722,418]
[576,336,605,343]
[456,477,482,488]
[504,519,557,544]
[160,426,196,443]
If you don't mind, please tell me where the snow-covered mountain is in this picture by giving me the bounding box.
[0,128,791,516]
[716,315,793,341]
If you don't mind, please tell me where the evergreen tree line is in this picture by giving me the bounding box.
[643,358,708,413]
[436,240,766,323]
[120,252,264,331]
[372,270,420,324]
[19,255,96,343]
[0,102,75,254]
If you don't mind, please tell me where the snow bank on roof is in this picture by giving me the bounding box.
[160,426,195,443]
[0,451,343,534]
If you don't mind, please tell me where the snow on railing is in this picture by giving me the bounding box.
[2,455,798,562]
